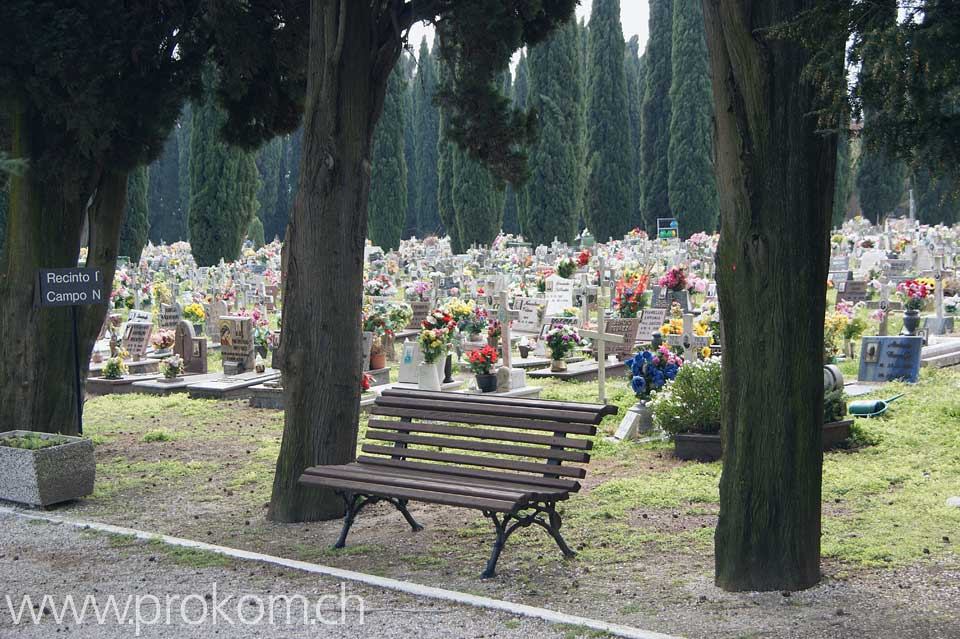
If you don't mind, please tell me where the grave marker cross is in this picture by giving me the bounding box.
[497,291,519,370]
[666,313,711,362]
[578,291,625,404]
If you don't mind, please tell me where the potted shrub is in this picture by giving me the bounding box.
[823,387,853,448]
[418,309,456,390]
[468,345,500,392]
[102,355,127,380]
[362,305,390,370]
[159,354,183,382]
[0,431,95,507]
[544,323,583,372]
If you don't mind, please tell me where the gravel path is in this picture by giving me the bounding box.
[0,512,585,639]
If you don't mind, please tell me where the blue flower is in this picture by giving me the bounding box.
[664,364,678,380]
[626,356,643,377]
[631,376,646,395]
[651,369,665,388]
[641,350,654,363]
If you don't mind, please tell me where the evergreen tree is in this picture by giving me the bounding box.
[525,20,582,245]
[177,103,192,232]
[436,54,460,252]
[413,39,442,237]
[511,53,531,237]
[401,52,419,239]
[914,166,960,226]
[248,215,265,248]
[856,138,906,223]
[453,148,503,249]
[269,133,289,242]
[147,127,184,244]
[368,64,408,251]
[255,136,282,238]
[640,0,673,233]
[832,133,852,228]
[624,35,644,229]
[584,0,633,242]
[119,165,150,262]
[501,70,521,235]
[667,0,718,236]
[188,71,260,266]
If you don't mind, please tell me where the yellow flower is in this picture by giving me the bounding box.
[701,346,711,358]
[431,340,441,348]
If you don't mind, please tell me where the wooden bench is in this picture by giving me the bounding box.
[299,388,617,578]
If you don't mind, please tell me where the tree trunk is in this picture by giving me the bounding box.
[703,0,839,591]
[0,102,126,436]
[268,1,397,522]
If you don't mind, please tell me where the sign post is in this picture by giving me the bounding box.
[38,267,106,435]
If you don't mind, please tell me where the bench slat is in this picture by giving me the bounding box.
[356,457,581,492]
[367,419,592,450]
[298,474,517,512]
[366,430,590,463]
[345,462,571,499]
[380,388,618,417]
[370,406,598,436]
[360,444,587,478]
[374,395,605,425]
[302,465,536,501]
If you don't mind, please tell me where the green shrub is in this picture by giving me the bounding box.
[649,357,722,436]
[0,434,69,450]
[142,430,177,443]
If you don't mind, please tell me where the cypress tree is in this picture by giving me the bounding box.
[368,64,408,251]
[147,127,184,244]
[856,140,906,223]
[667,0,718,236]
[188,71,259,266]
[832,134,852,228]
[453,148,503,249]
[914,166,960,226]
[177,103,192,233]
[436,54,460,252]
[401,52,419,239]
[624,35,644,229]
[512,53,531,237]
[640,0,673,233]
[119,165,151,262]
[247,215,265,248]
[584,0,633,242]
[255,136,282,239]
[525,20,582,246]
[501,70,520,235]
[413,39,442,237]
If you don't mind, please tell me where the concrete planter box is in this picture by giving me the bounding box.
[673,420,855,462]
[0,431,95,507]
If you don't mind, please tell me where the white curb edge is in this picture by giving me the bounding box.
[1,507,682,639]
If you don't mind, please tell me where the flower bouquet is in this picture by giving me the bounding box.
[556,257,576,279]
[468,345,500,392]
[897,279,930,312]
[103,354,127,380]
[404,280,433,303]
[182,303,205,324]
[658,266,687,293]
[625,345,682,401]
[544,324,582,370]
[614,272,649,318]
[151,328,175,353]
[159,354,183,380]
[576,249,591,267]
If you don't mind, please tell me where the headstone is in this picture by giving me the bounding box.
[122,321,152,361]
[407,301,433,330]
[159,302,181,330]
[398,340,423,384]
[858,336,923,383]
[637,308,668,343]
[174,320,207,374]
[544,277,575,316]
[602,317,641,361]
[205,300,227,342]
[127,309,151,324]
[219,316,255,376]
[835,280,868,305]
[514,305,543,334]
[666,313,712,362]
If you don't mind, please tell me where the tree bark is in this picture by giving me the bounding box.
[0,102,126,436]
[268,0,398,522]
[702,0,838,591]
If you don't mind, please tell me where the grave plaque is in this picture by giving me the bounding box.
[127,309,152,324]
[544,280,574,316]
[858,336,923,383]
[398,340,423,384]
[159,303,181,330]
[205,301,227,342]
[406,301,433,330]
[122,321,153,361]
[514,305,544,334]
[836,280,868,304]
[603,317,641,360]
[637,308,668,343]
[219,316,255,375]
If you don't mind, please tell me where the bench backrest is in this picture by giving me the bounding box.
[365,389,618,493]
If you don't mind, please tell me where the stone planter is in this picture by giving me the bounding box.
[613,401,652,441]
[0,431,95,507]
[418,361,441,391]
[550,359,568,372]
[674,420,856,461]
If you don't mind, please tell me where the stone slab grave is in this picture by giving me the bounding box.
[921,336,960,369]
[132,372,223,396]
[528,358,626,383]
[90,321,158,377]
[858,336,924,383]
[187,369,280,400]
[86,371,163,395]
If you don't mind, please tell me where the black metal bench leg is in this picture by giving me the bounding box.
[481,511,507,579]
[393,498,424,532]
[540,504,577,558]
[334,492,363,549]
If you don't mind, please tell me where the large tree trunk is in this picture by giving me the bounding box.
[0,103,126,436]
[703,0,839,591]
[268,1,398,522]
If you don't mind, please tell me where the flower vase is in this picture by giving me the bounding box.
[469,332,484,344]
[418,361,441,391]
[256,345,268,360]
[475,374,498,393]
[193,323,204,337]
[488,336,500,351]
[443,353,455,384]
[518,344,530,359]
[369,352,387,370]
[550,358,568,372]
[901,309,921,336]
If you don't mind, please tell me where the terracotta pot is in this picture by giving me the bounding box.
[369,352,387,370]
[550,359,567,372]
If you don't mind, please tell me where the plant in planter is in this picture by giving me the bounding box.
[362,305,392,369]
[658,266,688,293]
[468,345,500,392]
[614,271,649,318]
[555,257,576,279]
[544,324,583,371]
[0,431,95,506]
[418,315,455,391]
[897,279,930,336]
[159,354,183,381]
[459,307,489,342]
[616,345,684,440]
[102,354,127,380]
[151,328,175,354]
[649,357,721,460]
[182,302,206,335]
[404,280,433,303]
[487,319,502,349]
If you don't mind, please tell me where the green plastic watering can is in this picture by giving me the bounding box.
[848,394,904,418]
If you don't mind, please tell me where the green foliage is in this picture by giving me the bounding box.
[833,133,853,228]
[413,40,442,238]
[511,53,531,236]
[402,54,419,240]
[368,64,408,251]
[584,0,633,242]
[823,388,848,423]
[453,149,503,249]
[141,429,177,443]
[147,126,185,244]
[649,358,722,436]
[667,0,718,237]
[914,165,960,226]
[624,36,643,229]
[188,70,260,266]
[0,433,68,450]
[247,216,265,249]
[436,55,460,252]
[525,20,582,246]
[640,0,673,234]
[255,136,282,239]
[119,166,150,262]
[856,131,906,223]
[177,102,193,229]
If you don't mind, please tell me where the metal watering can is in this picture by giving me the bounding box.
[848,394,904,418]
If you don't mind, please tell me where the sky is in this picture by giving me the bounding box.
[408,1,651,58]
